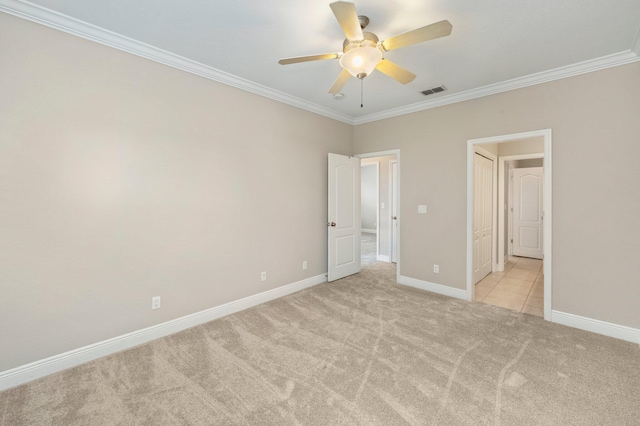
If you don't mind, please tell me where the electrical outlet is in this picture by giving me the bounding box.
[152,296,161,310]
[303,261,308,270]
[433,264,440,273]
[261,271,267,281]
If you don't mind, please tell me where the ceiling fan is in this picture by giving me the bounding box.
[278,1,452,95]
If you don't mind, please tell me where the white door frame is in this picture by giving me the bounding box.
[390,160,398,263]
[356,149,401,283]
[499,153,544,266]
[467,129,552,320]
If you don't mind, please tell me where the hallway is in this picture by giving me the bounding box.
[361,232,377,266]
[474,256,544,317]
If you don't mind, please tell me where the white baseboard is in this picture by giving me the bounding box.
[551,310,640,344]
[398,275,467,300]
[0,274,327,391]
[361,228,376,234]
[377,254,390,262]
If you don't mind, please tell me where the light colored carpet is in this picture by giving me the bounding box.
[2,262,639,425]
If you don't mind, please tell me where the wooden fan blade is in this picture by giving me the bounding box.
[278,53,339,65]
[375,59,416,84]
[329,69,352,93]
[330,1,364,41]
[380,20,452,52]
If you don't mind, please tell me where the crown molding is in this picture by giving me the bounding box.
[0,0,355,125]
[354,50,640,125]
[2,0,639,127]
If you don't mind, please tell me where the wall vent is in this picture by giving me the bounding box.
[421,85,447,96]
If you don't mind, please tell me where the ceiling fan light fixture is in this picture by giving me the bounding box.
[278,2,453,96]
[339,45,382,79]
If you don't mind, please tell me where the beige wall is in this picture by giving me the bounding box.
[498,138,544,156]
[354,61,640,329]
[3,11,640,375]
[0,14,352,371]
[514,158,544,168]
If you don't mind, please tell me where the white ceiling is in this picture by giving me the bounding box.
[3,0,640,123]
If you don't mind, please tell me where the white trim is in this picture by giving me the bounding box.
[467,129,552,320]
[398,275,467,300]
[389,159,398,264]
[356,150,401,283]
[361,228,377,234]
[2,0,638,126]
[0,0,353,125]
[354,51,639,125]
[0,273,327,391]
[377,254,391,262]
[552,311,640,344]
[358,149,399,158]
[508,165,513,258]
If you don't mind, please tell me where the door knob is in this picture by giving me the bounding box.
[392,216,397,220]
[327,222,336,227]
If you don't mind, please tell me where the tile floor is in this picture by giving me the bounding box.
[474,256,544,317]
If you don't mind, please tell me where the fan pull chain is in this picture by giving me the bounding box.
[360,78,364,108]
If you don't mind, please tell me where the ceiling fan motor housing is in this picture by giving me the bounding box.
[358,15,370,29]
[342,31,380,53]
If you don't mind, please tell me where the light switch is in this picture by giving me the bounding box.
[381,202,385,209]
[418,205,427,214]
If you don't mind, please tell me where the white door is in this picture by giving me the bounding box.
[473,153,493,284]
[391,160,398,263]
[328,153,361,281]
[512,167,543,259]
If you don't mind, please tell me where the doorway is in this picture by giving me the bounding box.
[466,130,552,320]
[360,162,379,266]
[357,150,400,282]
[475,154,545,316]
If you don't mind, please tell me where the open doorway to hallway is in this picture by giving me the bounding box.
[360,154,398,268]
[467,129,552,320]
[360,161,378,267]
[477,155,544,316]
